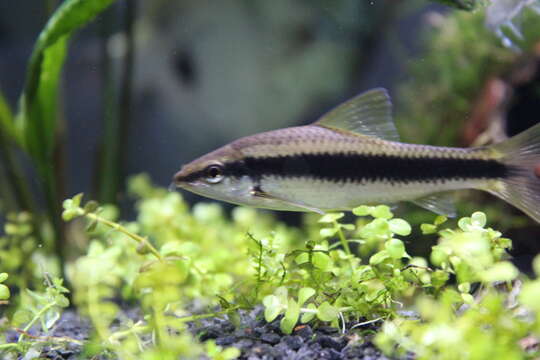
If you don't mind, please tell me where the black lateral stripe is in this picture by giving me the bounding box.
[234,153,509,183]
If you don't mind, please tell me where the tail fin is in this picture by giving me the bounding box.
[487,122,540,223]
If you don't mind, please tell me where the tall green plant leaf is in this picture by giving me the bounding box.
[18,0,117,161]
[14,0,119,265]
[0,89,17,143]
[0,88,36,213]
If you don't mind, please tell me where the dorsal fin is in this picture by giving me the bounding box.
[315,88,400,142]
[411,193,456,218]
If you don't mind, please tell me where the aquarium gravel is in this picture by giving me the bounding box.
[5,307,407,360]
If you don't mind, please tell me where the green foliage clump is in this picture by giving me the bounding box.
[2,175,539,359]
[0,212,59,306]
[374,212,540,359]
[397,8,540,146]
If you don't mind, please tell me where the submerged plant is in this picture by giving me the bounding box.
[1,2,540,359]
[0,175,538,359]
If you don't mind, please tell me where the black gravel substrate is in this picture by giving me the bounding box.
[5,307,410,359]
[189,307,400,360]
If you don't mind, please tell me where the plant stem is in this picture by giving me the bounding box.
[334,221,351,255]
[88,284,110,342]
[84,212,163,261]
[18,301,57,343]
[108,321,149,343]
[0,343,19,351]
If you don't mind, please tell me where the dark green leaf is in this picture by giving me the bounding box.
[84,200,100,214]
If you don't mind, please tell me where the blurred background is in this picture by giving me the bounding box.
[0,0,540,270]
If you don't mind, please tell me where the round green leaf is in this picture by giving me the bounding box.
[280,298,300,334]
[0,284,10,300]
[388,219,411,236]
[263,295,282,323]
[55,294,70,308]
[471,212,486,228]
[352,205,372,216]
[434,215,447,226]
[372,205,393,219]
[369,250,390,265]
[520,282,540,311]
[62,198,73,210]
[0,273,8,283]
[385,239,406,259]
[61,209,79,221]
[479,262,519,282]
[458,282,470,293]
[458,217,472,231]
[359,218,390,239]
[295,252,309,265]
[301,303,317,323]
[320,228,338,238]
[12,309,33,327]
[318,213,344,223]
[430,248,448,266]
[317,301,339,322]
[298,287,316,306]
[312,252,332,271]
[421,223,437,235]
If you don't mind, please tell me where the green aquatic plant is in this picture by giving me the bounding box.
[0,276,70,355]
[0,0,135,276]
[1,2,539,358]
[0,273,10,303]
[0,175,539,359]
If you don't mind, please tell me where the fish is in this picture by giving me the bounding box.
[172,88,540,222]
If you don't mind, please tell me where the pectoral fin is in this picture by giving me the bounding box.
[251,188,325,214]
[411,193,456,218]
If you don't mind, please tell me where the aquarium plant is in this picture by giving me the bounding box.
[1,1,540,359]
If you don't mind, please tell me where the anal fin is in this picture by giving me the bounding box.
[412,193,456,218]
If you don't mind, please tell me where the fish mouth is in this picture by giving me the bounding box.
[170,175,205,193]
[169,171,187,192]
[169,179,197,195]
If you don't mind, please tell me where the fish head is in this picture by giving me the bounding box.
[172,144,254,205]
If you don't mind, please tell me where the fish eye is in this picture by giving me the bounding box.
[204,164,224,184]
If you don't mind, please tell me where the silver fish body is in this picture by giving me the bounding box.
[173,88,540,221]
[226,126,495,209]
